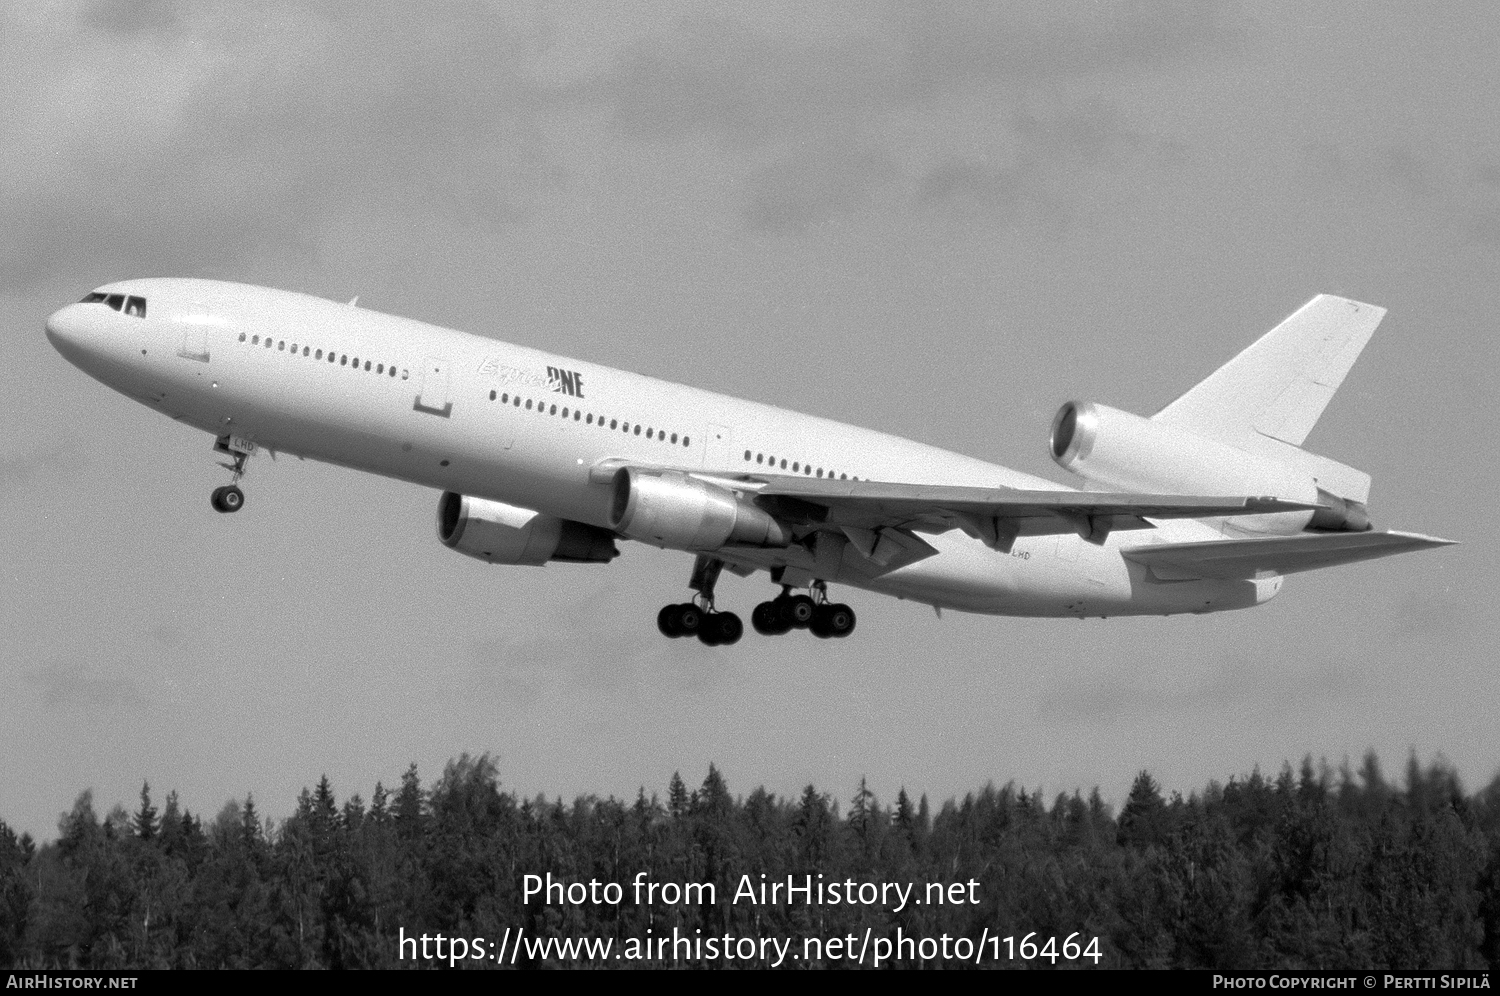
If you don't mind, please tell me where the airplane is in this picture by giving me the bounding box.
[44,280,1454,645]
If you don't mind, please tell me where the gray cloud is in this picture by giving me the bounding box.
[1,4,563,292]
[24,657,144,708]
[1039,656,1368,723]
[0,444,81,498]
[582,6,1224,233]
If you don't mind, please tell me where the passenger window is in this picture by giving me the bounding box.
[489,390,496,401]
[340,355,348,365]
[756,454,763,464]
[239,334,247,343]
[278,341,285,351]
[792,462,799,472]
[315,349,322,359]
[389,367,396,377]
[550,404,557,415]
[671,433,678,443]
[683,436,690,446]
[574,411,581,421]
[364,361,371,371]
[290,342,298,352]
[377,363,384,373]
[610,419,617,429]
[780,459,787,469]
[252,335,260,345]
[586,414,594,424]
[634,425,641,436]
[526,399,533,410]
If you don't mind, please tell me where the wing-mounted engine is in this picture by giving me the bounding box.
[609,468,792,551]
[437,492,618,565]
[1049,401,1368,535]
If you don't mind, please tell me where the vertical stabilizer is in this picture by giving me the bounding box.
[1152,295,1384,502]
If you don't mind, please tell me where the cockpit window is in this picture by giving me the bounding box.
[78,291,146,318]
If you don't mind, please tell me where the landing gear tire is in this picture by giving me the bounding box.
[781,594,816,629]
[751,601,790,635]
[810,602,856,639]
[210,485,244,514]
[672,603,704,638]
[658,604,681,637]
[699,611,742,646]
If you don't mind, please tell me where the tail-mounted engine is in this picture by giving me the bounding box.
[609,468,791,551]
[1049,401,1370,534]
[438,492,618,565]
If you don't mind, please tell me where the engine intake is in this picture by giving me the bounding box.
[1050,400,1320,535]
[609,469,791,550]
[437,492,617,565]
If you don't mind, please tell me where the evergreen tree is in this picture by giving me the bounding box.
[667,771,689,818]
[133,782,158,842]
[1118,770,1169,849]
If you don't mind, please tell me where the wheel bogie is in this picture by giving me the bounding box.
[657,593,850,643]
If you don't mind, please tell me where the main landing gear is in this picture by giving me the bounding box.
[656,559,856,644]
[658,555,743,646]
[210,435,252,514]
[751,582,856,639]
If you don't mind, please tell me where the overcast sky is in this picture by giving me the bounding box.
[3,1,1496,840]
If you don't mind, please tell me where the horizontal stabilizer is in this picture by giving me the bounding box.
[1123,530,1456,581]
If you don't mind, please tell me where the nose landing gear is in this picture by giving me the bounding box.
[210,435,254,514]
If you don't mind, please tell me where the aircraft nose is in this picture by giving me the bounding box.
[44,304,84,349]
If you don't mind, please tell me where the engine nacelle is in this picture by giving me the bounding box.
[1049,401,1323,535]
[609,468,791,550]
[437,492,618,565]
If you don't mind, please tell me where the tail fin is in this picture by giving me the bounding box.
[1152,295,1385,503]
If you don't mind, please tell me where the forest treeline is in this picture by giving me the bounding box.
[1,752,1497,969]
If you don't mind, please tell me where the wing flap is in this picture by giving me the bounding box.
[745,475,1317,547]
[1122,530,1456,580]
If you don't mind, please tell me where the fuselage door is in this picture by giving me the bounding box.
[414,357,453,417]
[177,327,209,363]
[702,423,733,470]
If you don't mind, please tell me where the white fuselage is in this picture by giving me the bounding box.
[44,278,1280,618]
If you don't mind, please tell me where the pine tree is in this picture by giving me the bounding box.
[312,775,338,836]
[133,781,159,841]
[369,782,389,824]
[1118,770,1169,849]
[668,771,689,818]
[395,763,425,837]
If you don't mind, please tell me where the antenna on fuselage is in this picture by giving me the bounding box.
[347,296,359,307]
